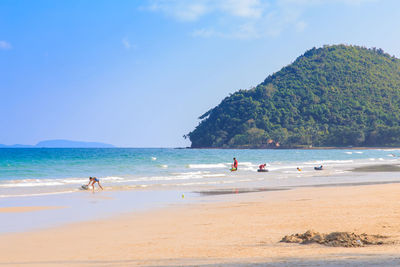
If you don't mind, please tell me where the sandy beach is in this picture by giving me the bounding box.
[0,206,65,213]
[1,183,400,266]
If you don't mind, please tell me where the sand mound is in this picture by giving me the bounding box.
[281,230,388,247]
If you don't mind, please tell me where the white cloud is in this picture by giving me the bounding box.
[295,21,307,32]
[146,0,266,21]
[147,0,209,21]
[0,41,12,50]
[122,38,131,49]
[219,0,267,18]
[278,0,376,5]
[145,0,379,39]
[122,38,137,50]
[192,28,219,38]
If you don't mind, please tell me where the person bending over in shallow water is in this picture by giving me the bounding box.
[87,176,103,193]
[259,163,267,170]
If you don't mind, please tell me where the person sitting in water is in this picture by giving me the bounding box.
[314,165,323,170]
[259,163,267,170]
[297,167,302,171]
[231,157,238,171]
[87,176,103,192]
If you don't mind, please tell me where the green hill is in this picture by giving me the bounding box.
[186,45,400,148]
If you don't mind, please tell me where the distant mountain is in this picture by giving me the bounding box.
[0,144,34,148]
[8,144,35,148]
[187,45,400,148]
[35,140,115,148]
[0,139,115,148]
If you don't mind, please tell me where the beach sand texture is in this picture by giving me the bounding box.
[0,206,65,213]
[1,183,400,266]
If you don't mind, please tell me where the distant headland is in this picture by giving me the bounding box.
[0,139,115,148]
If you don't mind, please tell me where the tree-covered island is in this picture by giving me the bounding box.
[186,45,400,148]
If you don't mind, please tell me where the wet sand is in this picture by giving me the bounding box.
[0,206,65,213]
[0,183,400,266]
[352,164,400,172]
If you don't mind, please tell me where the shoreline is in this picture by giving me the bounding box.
[2,162,400,234]
[1,182,400,266]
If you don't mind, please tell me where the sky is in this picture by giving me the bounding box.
[1,0,400,147]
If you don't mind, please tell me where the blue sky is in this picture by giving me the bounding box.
[1,0,400,147]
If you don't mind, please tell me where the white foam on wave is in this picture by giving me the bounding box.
[63,179,90,184]
[102,176,125,181]
[187,163,227,169]
[345,152,353,154]
[0,181,65,187]
[236,162,260,171]
[121,171,225,183]
[203,174,225,178]
[0,176,126,188]
[240,162,255,166]
[0,179,66,188]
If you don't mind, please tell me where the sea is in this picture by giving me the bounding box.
[1,147,400,198]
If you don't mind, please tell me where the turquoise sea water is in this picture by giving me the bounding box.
[1,148,400,197]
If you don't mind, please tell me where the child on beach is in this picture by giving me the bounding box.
[87,177,103,192]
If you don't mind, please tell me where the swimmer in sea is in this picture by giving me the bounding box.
[87,176,103,193]
[231,157,238,171]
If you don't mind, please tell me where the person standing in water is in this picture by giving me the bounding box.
[232,157,238,171]
[87,176,103,193]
